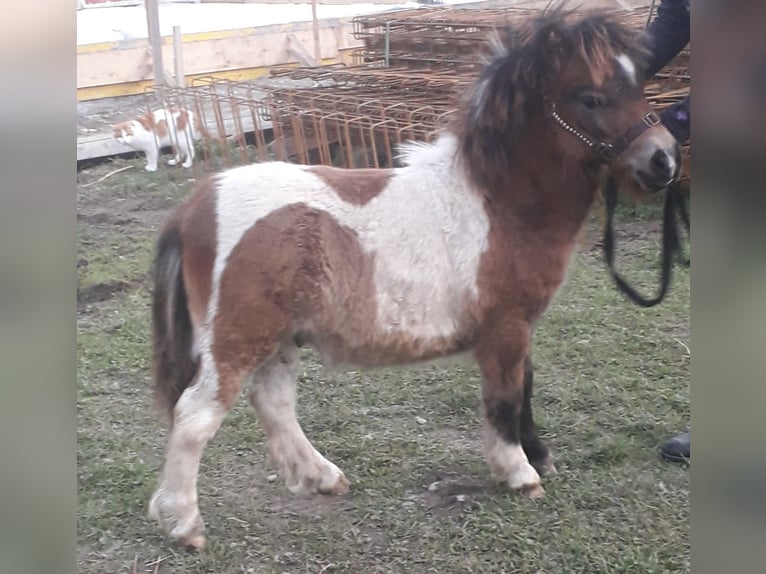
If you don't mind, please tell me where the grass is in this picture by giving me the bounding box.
[77,156,689,573]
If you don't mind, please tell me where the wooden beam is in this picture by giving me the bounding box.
[145,0,167,86]
[77,21,361,98]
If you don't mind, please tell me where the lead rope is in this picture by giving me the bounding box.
[602,177,690,307]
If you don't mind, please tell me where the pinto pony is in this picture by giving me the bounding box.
[148,8,681,549]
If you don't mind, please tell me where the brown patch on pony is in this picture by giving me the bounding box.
[211,203,375,407]
[308,165,393,206]
[180,175,218,327]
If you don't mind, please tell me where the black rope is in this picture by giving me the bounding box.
[603,177,690,307]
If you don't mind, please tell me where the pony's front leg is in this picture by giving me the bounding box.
[475,328,544,498]
[520,356,556,476]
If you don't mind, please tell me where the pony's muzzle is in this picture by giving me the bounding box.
[625,128,682,193]
[647,144,682,189]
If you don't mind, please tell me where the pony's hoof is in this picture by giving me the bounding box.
[145,166,157,172]
[285,458,350,496]
[182,162,193,169]
[148,490,205,548]
[320,470,350,496]
[167,159,178,166]
[515,482,545,499]
[182,534,206,552]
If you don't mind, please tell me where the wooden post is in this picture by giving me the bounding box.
[173,25,185,87]
[145,0,167,86]
[286,33,319,67]
[311,0,321,64]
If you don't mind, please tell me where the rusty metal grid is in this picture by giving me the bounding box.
[351,5,666,71]
[140,4,689,180]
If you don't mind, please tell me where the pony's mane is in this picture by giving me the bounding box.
[455,5,650,194]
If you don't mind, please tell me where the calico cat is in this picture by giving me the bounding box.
[112,106,207,172]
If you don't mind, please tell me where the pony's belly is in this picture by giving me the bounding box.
[305,301,478,369]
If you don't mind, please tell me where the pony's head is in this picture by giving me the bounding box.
[457,7,681,196]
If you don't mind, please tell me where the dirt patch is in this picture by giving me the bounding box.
[416,464,491,513]
[77,212,136,226]
[78,279,136,307]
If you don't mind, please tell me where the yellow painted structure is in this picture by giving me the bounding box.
[77,19,361,101]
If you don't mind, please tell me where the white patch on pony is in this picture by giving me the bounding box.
[484,425,541,492]
[210,134,491,356]
[616,53,637,85]
[248,345,349,495]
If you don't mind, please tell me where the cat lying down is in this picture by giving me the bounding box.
[112,106,207,172]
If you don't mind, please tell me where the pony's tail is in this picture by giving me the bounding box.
[151,216,199,424]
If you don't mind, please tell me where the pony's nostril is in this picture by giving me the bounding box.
[650,149,674,181]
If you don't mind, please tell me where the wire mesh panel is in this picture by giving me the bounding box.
[138,4,689,182]
[350,5,668,71]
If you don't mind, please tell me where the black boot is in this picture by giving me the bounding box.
[660,431,690,463]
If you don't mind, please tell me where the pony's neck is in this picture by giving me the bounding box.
[501,126,603,237]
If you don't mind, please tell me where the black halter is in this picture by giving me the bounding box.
[549,102,690,307]
[549,101,662,162]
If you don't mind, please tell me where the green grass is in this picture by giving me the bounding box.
[77,158,689,573]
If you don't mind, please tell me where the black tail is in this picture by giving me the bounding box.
[151,216,199,423]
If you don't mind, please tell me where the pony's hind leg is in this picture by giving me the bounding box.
[148,357,246,550]
[248,342,349,496]
[520,356,556,476]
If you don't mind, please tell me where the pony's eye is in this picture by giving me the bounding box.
[579,94,605,110]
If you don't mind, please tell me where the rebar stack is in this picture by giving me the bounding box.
[352,6,541,70]
[260,66,469,167]
[149,3,690,180]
